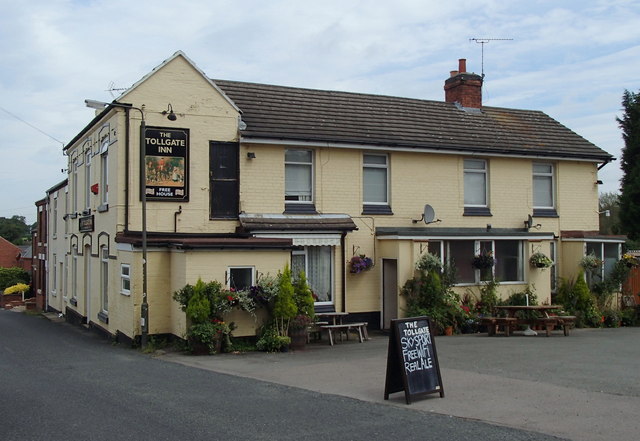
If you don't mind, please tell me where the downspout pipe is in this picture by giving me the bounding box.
[124,108,131,232]
[341,231,347,313]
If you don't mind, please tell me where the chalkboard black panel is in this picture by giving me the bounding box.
[384,316,444,404]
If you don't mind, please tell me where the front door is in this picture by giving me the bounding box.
[382,258,398,330]
[83,244,91,323]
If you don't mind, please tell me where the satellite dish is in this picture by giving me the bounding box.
[423,205,435,224]
[412,204,442,224]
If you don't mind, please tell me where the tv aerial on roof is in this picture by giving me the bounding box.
[412,204,442,225]
[469,38,513,78]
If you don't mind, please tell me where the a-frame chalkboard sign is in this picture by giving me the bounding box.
[384,317,444,404]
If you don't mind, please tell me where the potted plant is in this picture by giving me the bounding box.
[472,251,495,270]
[529,252,553,268]
[289,314,314,350]
[349,254,374,273]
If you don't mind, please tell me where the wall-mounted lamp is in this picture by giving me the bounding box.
[596,180,603,185]
[598,210,611,217]
[247,152,256,159]
[162,104,177,121]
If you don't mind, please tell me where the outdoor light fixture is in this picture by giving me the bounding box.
[84,98,150,349]
[162,104,177,121]
[247,152,256,159]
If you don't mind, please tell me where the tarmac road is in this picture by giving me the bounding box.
[1,309,567,441]
[160,325,640,441]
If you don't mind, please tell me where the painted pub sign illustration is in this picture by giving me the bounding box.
[144,127,189,201]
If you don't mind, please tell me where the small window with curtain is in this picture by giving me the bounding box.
[285,149,315,213]
[533,163,557,216]
[463,159,491,216]
[363,153,392,214]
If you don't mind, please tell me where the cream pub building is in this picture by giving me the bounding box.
[43,51,620,343]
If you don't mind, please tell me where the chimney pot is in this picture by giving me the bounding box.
[458,58,466,73]
[450,70,458,77]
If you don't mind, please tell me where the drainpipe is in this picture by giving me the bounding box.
[341,231,347,313]
[174,205,182,233]
[124,108,131,232]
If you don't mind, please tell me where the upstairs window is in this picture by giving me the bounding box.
[363,153,392,214]
[464,159,490,215]
[285,149,313,199]
[100,140,109,208]
[533,163,556,216]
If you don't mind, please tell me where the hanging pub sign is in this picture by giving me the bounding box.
[384,317,444,404]
[143,127,189,201]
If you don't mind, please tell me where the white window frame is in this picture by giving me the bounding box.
[284,149,314,204]
[51,254,57,297]
[100,246,109,313]
[227,266,255,291]
[463,159,488,207]
[363,153,389,205]
[533,162,555,209]
[445,239,524,285]
[292,246,334,305]
[85,150,92,210]
[100,140,109,206]
[120,264,131,296]
[52,193,58,238]
[71,245,78,301]
[72,158,79,214]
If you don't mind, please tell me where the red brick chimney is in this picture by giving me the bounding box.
[444,59,483,108]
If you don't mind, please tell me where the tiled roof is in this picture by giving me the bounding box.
[214,80,613,162]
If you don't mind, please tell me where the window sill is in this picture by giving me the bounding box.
[97,204,109,213]
[463,207,492,216]
[284,203,317,214]
[120,291,131,297]
[533,208,558,217]
[362,205,393,215]
[97,311,109,324]
[70,298,78,306]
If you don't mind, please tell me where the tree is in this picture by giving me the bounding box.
[618,90,640,241]
[598,192,621,235]
[0,216,31,245]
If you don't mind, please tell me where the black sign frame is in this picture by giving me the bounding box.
[78,215,94,233]
[384,316,444,404]
[143,126,189,202]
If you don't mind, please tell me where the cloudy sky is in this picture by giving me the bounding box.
[1,0,639,224]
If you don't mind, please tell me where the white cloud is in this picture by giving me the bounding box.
[1,0,639,222]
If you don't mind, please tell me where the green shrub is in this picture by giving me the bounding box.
[256,322,291,352]
[293,270,315,318]
[273,264,297,336]
[185,279,211,324]
[0,267,30,292]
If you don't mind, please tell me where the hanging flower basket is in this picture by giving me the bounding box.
[580,253,602,271]
[621,253,639,268]
[529,252,553,268]
[349,254,374,274]
[472,252,495,270]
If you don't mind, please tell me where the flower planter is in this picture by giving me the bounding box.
[289,328,308,351]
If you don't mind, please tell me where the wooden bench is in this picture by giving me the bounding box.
[554,316,576,336]
[320,322,369,346]
[480,317,518,336]
[307,321,329,342]
[533,317,559,337]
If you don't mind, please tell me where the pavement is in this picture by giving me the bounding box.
[157,326,640,441]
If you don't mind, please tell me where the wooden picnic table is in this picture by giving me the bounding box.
[484,305,576,337]
[315,312,369,346]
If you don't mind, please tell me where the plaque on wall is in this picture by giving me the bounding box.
[79,215,94,233]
